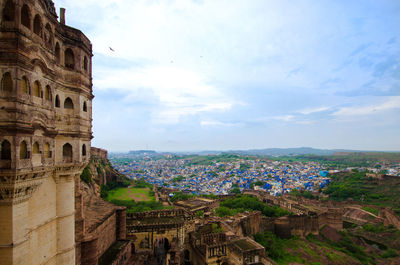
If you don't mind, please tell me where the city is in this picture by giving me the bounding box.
[110,151,400,195]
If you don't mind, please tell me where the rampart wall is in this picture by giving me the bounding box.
[91,147,108,159]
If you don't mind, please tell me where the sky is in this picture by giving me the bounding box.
[55,0,400,152]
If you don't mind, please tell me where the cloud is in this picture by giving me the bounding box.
[333,96,400,116]
[200,120,239,127]
[298,106,331,115]
[53,0,400,151]
[272,115,295,122]
[95,65,236,124]
[349,43,372,57]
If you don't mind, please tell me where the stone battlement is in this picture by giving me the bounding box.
[91,147,108,159]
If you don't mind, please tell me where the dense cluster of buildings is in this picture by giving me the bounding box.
[111,157,331,195]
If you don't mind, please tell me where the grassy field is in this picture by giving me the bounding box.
[106,187,155,202]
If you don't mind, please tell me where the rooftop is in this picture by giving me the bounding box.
[128,216,184,225]
[230,238,263,252]
[98,240,130,265]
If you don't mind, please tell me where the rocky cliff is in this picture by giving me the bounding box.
[75,148,128,264]
[80,147,127,196]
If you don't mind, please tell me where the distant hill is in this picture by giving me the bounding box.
[118,148,400,159]
[227,147,359,156]
[128,150,157,155]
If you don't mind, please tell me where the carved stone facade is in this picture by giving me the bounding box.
[0,0,92,264]
[127,209,195,252]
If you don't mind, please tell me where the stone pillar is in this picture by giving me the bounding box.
[0,202,29,265]
[81,238,99,265]
[116,208,127,240]
[56,174,76,264]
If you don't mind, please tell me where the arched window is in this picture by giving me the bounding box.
[55,95,60,107]
[83,56,88,71]
[82,144,86,156]
[44,143,51,158]
[32,142,40,154]
[0,140,11,160]
[21,4,30,29]
[3,0,15,22]
[19,140,28,159]
[33,14,42,36]
[62,143,72,162]
[55,42,60,62]
[64,48,75,69]
[83,101,87,112]
[21,76,29,94]
[64,97,74,109]
[44,23,52,45]
[33,80,41,97]
[45,85,51,100]
[1,72,13,92]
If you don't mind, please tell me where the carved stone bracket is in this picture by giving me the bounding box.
[52,162,87,183]
[0,170,48,205]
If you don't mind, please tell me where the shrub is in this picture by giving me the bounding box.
[80,166,92,184]
[382,249,398,258]
[195,210,204,218]
[219,195,290,217]
[254,232,287,260]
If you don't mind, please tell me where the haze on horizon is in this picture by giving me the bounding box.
[55,0,400,152]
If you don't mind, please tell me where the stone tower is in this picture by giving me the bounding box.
[0,0,93,264]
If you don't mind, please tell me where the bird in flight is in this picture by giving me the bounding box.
[109,47,115,52]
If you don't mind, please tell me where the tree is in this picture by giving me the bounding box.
[230,187,241,194]
[195,210,204,218]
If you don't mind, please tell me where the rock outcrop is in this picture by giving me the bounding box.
[75,147,132,265]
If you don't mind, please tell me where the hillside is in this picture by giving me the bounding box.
[323,171,400,215]
[256,225,400,265]
[81,148,128,190]
[268,152,400,168]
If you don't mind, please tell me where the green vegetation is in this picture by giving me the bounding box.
[250,180,265,189]
[80,166,92,184]
[112,200,169,213]
[257,228,399,265]
[100,179,130,199]
[289,189,317,200]
[195,210,204,218]
[170,192,194,202]
[106,187,153,202]
[102,178,172,212]
[216,195,290,217]
[362,206,379,216]
[334,231,373,264]
[381,249,398,258]
[183,154,256,166]
[323,172,400,214]
[269,152,400,168]
[170,192,218,202]
[132,178,152,189]
[255,222,400,265]
[172,175,185,182]
[254,232,303,263]
[229,187,241,194]
[211,223,223,233]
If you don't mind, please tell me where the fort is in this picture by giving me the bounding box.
[2,1,399,265]
[0,1,133,264]
[91,147,108,160]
